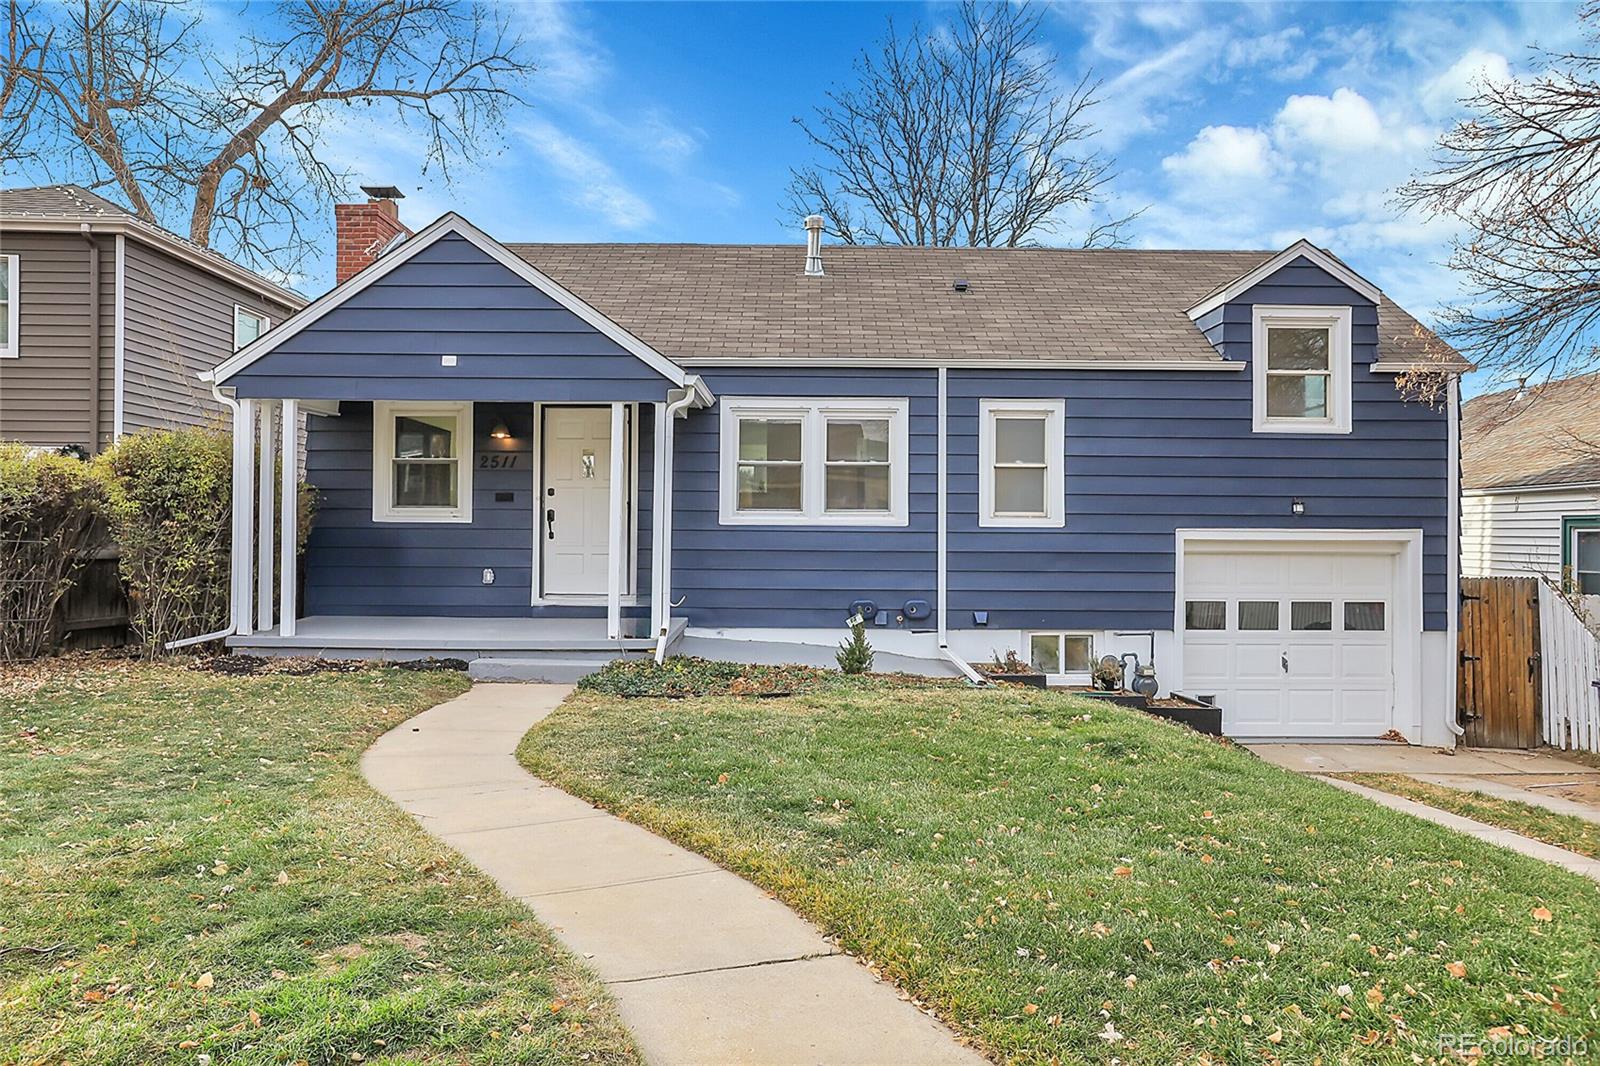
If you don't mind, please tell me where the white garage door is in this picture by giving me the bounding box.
[1182,548,1396,737]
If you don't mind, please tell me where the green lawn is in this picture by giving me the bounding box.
[1336,772,1600,859]
[520,674,1600,1064]
[0,659,640,1066]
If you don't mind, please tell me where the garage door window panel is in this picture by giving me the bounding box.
[1344,601,1386,631]
[1291,601,1333,631]
[1238,600,1280,631]
[1186,600,1226,630]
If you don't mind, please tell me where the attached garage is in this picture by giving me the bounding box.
[1176,530,1424,740]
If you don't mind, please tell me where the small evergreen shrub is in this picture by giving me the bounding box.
[0,444,103,660]
[836,618,875,674]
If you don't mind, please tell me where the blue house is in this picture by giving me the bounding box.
[205,206,1467,746]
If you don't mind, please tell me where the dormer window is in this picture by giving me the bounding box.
[1251,305,1352,434]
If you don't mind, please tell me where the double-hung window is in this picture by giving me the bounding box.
[0,254,17,358]
[1251,305,1352,434]
[234,305,268,351]
[1573,523,1600,595]
[372,401,474,522]
[720,398,908,525]
[979,399,1064,527]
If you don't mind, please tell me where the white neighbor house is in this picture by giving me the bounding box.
[1461,372,1600,621]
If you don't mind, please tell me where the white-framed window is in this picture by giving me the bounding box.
[979,399,1064,527]
[1574,527,1600,595]
[1251,305,1352,434]
[234,304,268,351]
[718,397,909,525]
[0,254,18,358]
[372,401,474,523]
[1028,632,1095,682]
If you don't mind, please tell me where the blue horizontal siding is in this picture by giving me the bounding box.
[302,401,653,620]
[230,232,676,402]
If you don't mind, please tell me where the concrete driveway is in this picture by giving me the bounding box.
[1247,742,1600,824]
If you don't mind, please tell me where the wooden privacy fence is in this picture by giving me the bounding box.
[1457,576,1542,749]
[1538,582,1600,754]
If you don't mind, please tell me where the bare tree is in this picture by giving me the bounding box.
[2,0,532,275]
[1399,3,1600,388]
[786,1,1128,248]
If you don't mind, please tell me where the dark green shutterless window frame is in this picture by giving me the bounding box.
[1561,514,1600,593]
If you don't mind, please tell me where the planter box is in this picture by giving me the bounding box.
[981,670,1047,688]
[1070,688,1223,737]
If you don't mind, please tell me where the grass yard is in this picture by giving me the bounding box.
[1335,773,1600,860]
[520,673,1600,1064]
[0,658,640,1066]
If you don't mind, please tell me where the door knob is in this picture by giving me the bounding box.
[545,508,555,540]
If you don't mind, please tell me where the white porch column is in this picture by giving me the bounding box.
[607,402,626,640]
[256,400,277,632]
[650,402,668,638]
[231,398,257,636]
[279,399,299,638]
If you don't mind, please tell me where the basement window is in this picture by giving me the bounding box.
[1028,632,1094,682]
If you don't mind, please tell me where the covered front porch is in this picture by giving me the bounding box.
[232,613,687,658]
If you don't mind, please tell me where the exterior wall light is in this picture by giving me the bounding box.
[489,420,512,440]
[1291,497,1306,517]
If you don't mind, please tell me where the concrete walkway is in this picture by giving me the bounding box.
[362,683,983,1066]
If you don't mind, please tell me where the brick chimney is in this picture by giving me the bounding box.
[334,185,409,284]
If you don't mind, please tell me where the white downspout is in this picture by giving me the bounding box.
[165,383,252,651]
[936,366,985,684]
[1446,377,1465,739]
[654,385,697,663]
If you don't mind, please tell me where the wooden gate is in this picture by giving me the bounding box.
[1458,576,1541,748]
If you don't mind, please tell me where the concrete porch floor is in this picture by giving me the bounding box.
[229,614,681,656]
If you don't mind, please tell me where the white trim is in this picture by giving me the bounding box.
[205,212,699,397]
[1464,480,1600,497]
[1251,305,1353,435]
[0,254,17,358]
[232,398,256,636]
[1370,360,1472,374]
[1187,239,1382,321]
[112,235,125,438]
[529,402,641,605]
[937,369,948,646]
[607,402,626,639]
[1173,527,1425,742]
[717,397,910,526]
[372,400,475,523]
[233,303,269,351]
[279,399,298,639]
[0,217,304,308]
[978,398,1066,527]
[656,386,695,661]
[257,400,277,632]
[651,401,669,637]
[1446,380,1463,739]
[678,357,1244,372]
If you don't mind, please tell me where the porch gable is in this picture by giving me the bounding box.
[211,214,700,404]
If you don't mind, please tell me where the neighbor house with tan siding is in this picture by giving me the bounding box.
[0,185,304,453]
[1461,372,1600,616]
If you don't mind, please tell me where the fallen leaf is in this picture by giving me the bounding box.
[1365,986,1384,1006]
[1098,1021,1124,1043]
[194,972,215,990]
[1113,866,1133,877]
[1446,961,1467,979]
[82,989,106,1003]
[1267,1028,1284,1044]
[276,871,290,885]
[211,862,228,876]
[1532,906,1553,922]
[1022,1003,1039,1015]
[549,998,567,1014]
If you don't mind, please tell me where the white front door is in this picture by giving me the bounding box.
[1182,548,1397,737]
[542,407,618,596]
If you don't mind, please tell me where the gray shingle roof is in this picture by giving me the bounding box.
[1,184,304,305]
[1462,371,1600,491]
[508,242,1451,367]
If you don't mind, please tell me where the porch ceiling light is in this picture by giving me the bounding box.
[489,420,512,440]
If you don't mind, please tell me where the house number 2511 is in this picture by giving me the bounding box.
[478,454,519,469]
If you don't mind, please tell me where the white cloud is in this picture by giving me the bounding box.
[1222,27,1316,81]
[1161,125,1280,195]
[1272,88,1387,156]
[515,1,609,100]
[517,117,654,230]
[1421,48,1512,117]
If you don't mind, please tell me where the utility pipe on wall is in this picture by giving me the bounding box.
[936,366,986,685]
[654,384,697,663]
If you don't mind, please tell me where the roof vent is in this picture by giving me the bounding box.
[953,278,970,293]
[803,215,825,277]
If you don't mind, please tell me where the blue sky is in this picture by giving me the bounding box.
[315,0,1578,377]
